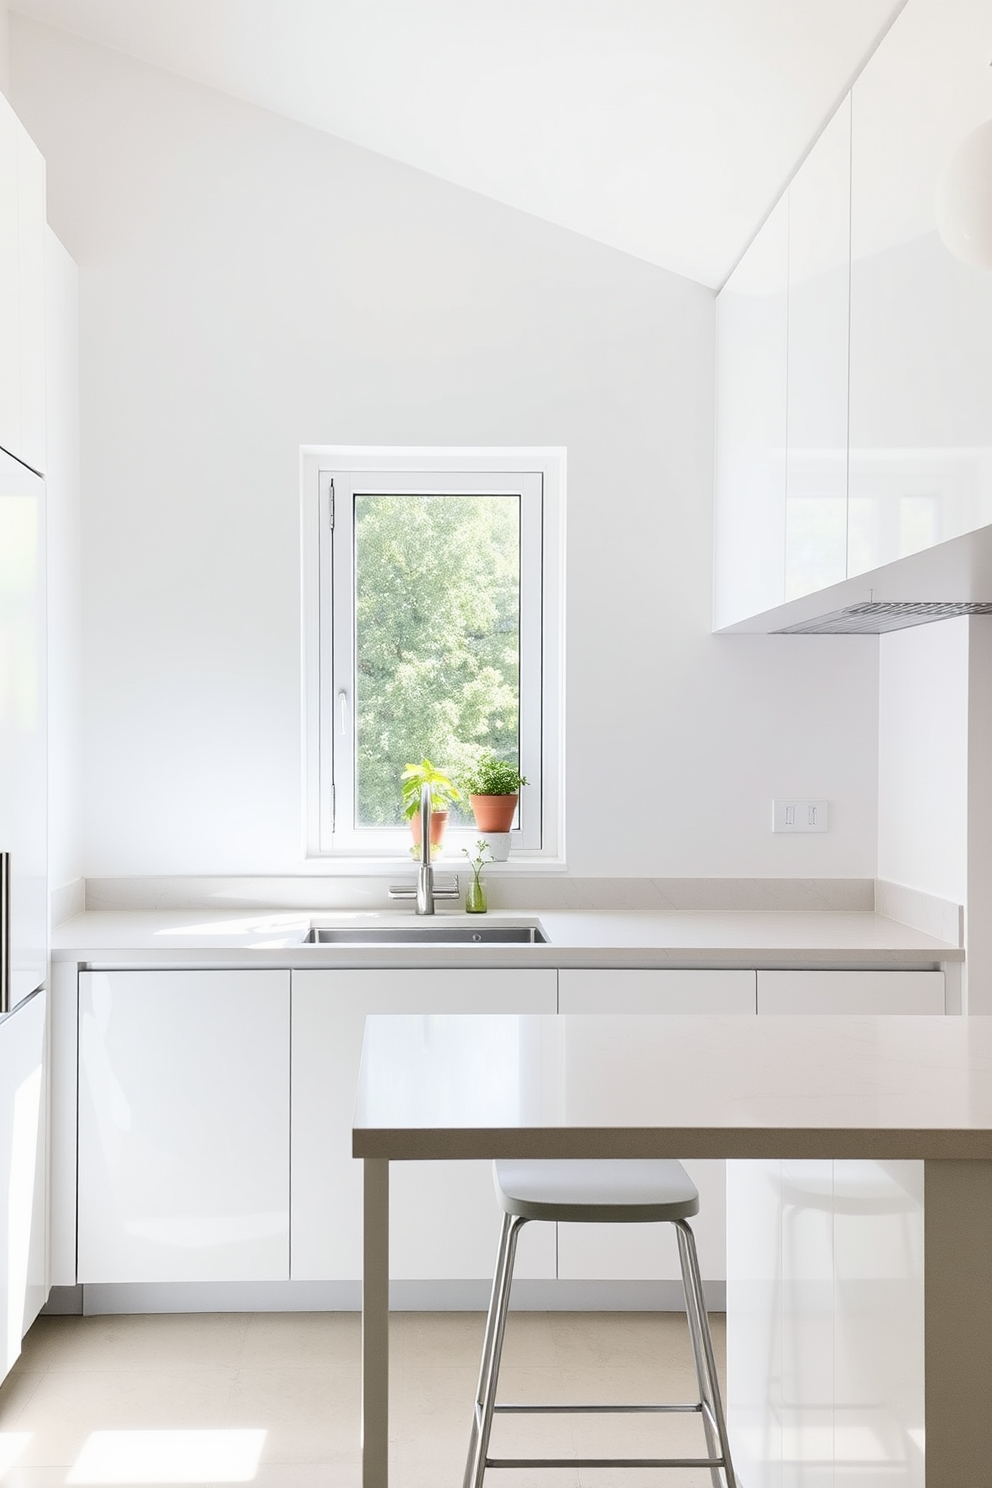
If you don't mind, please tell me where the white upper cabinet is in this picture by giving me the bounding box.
[0,92,46,475]
[849,0,992,577]
[715,0,992,628]
[714,195,789,628]
[785,95,851,603]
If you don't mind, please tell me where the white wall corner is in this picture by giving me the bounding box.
[50,878,85,927]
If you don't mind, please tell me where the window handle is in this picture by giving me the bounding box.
[337,691,349,736]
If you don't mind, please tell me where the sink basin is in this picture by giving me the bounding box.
[303,924,548,945]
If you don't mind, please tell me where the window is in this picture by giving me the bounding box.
[301,448,564,860]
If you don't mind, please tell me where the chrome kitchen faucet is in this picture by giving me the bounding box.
[389,782,460,914]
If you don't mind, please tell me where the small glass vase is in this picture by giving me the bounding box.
[465,877,487,913]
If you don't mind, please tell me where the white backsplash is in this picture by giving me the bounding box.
[81,874,877,915]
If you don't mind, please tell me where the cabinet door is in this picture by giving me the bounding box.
[757,969,944,1014]
[78,970,290,1284]
[557,969,755,1286]
[0,989,46,1381]
[849,0,992,574]
[714,195,789,628]
[291,968,557,1283]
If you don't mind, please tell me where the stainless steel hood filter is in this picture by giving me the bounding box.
[774,601,992,635]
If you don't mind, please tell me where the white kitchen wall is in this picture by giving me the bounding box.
[877,615,992,1010]
[965,619,992,1012]
[10,17,880,880]
[877,619,969,905]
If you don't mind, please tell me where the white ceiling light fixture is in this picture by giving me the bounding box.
[936,118,992,268]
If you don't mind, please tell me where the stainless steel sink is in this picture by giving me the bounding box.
[303,924,547,945]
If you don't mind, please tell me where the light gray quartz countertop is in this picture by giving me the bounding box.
[50,908,962,970]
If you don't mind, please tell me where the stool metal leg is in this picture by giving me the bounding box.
[675,1221,722,1486]
[675,1218,738,1488]
[464,1212,527,1488]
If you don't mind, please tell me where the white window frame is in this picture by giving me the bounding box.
[301,446,565,863]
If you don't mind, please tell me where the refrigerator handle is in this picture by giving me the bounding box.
[0,853,9,1015]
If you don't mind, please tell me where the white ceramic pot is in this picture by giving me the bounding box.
[485,832,511,862]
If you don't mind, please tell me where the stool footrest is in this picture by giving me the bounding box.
[493,1402,703,1415]
[486,1457,728,1471]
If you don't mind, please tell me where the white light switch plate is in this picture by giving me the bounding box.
[773,799,829,833]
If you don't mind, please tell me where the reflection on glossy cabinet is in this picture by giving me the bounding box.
[77,970,291,1284]
[0,93,45,473]
[291,968,558,1284]
[727,1159,924,1487]
[557,969,755,1286]
[849,0,992,577]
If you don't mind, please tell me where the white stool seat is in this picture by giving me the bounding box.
[494,1158,700,1224]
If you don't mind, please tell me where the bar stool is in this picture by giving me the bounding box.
[464,1158,738,1488]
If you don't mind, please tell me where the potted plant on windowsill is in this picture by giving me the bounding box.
[460,752,528,837]
[401,759,461,855]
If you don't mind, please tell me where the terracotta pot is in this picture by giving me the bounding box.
[469,793,518,833]
[410,810,448,850]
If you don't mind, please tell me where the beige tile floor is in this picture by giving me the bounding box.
[0,1309,727,1487]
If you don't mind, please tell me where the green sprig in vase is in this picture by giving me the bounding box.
[462,839,494,914]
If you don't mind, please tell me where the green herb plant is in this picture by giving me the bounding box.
[460,751,528,797]
[400,759,461,820]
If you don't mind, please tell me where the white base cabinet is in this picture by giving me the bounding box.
[0,990,47,1376]
[77,970,290,1285]
[64,960,950,1303]
[557,969,756,1286]
[291,968,558,1283]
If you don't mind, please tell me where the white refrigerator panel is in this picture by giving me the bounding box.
[0,447,46,1008]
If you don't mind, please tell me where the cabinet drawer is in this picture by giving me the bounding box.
[757,970,944,1014]
[559,968,756,1014]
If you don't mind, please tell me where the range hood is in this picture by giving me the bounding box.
[715,522,992,635]
[775,601,992,635]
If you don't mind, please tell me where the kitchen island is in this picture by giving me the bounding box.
[354,1011,992,1488]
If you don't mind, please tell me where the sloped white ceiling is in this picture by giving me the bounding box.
[10,0,904,286]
